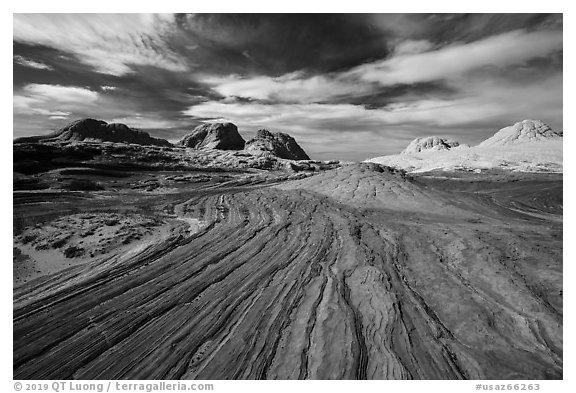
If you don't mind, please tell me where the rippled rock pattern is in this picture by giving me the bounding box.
[13,164,562,380]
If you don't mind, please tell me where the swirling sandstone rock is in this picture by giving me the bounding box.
[13,164,562,380]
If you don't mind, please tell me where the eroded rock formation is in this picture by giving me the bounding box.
[13,119,172,147]
[478,120,562,147]
[401,136,465,154]
[178,123,245,150]
[367,120,563,173]
[245,129,310,160]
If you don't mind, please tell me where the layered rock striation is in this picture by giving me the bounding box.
[13,163,562,379]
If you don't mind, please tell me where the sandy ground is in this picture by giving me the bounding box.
[13,213,165,286]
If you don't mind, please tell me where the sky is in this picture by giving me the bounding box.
[13,13,563,161]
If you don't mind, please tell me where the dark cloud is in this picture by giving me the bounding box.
[171,14,390,76]
[370,13,562,44]
[323,81,458,109]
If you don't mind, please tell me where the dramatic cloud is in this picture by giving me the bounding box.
[202,29,562,107]
[13,55,54,71]
[13,14,188,76]
[347,29,563,86]
[13,14,563,160]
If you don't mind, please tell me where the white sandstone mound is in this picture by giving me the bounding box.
[478,120,562,147]
[366,120,563,173]
[401,136,467,154]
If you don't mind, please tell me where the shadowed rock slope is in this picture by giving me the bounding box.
[13,164,562,379]
[14,119,172,147]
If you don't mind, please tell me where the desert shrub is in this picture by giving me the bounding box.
[20,233,37,244]
[50,236,71,249]
[64,245,85,258]
[104,218,119,226]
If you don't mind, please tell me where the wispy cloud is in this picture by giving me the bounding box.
[13,55,54,71]
[392,39,435,55]
[13,14,188,76]
[21,84,99,103]
[202,29,562,107]
[203,72,371,104]
[108,116,182,130]
[13,84,99,119]
[186,74,561,133]
[346,29,562,86]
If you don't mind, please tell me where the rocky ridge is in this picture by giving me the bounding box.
[13,119,172,147]
[14,119,324,173]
